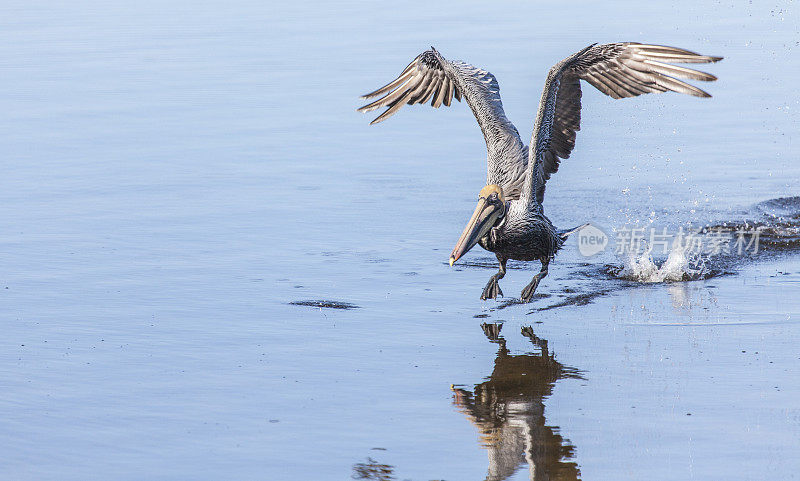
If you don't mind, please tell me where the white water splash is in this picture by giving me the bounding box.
[617,243,707,283]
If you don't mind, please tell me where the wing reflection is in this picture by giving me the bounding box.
[452,323,583,481]
[351,457,395,480]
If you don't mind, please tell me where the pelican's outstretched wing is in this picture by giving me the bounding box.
[359,48,527,199]
[525,43,722,205]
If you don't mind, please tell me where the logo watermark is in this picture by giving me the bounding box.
[575,224,763,258]
[577,224,608,256]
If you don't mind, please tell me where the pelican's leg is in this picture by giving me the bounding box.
[520,259,549,302]
[480,255,507,300]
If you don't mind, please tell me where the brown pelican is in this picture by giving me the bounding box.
[359,43,721,301]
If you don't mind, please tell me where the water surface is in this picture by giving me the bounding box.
[1,1,799,480]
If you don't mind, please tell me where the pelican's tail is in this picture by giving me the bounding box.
[558,223,590,240]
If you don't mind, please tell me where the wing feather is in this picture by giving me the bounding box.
[359,48,527,198]
[408,71,434,103]
[443,76,454,106]
[371,89,419,124]
[525,42,722,205]
[432,78,448,108]
[361,69,416,99]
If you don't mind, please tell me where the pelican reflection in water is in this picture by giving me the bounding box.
[352,324,581,481]
[360,43,721,300]
[452,323,582,481]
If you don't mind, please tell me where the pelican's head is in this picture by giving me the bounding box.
[449,184,506,266]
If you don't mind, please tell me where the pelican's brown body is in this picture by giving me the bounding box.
[480,206,563,263]
[459,191,568,300]
[359,42,721,301]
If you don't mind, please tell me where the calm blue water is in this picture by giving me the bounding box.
[1,1,799,480]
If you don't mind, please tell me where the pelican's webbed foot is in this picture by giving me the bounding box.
[520,260,549,302]
[480,255,507,300]
[481,276,503,300]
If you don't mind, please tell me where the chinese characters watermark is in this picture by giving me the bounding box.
[577,224,763,258]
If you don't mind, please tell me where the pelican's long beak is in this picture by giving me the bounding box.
[449,197,503,266]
